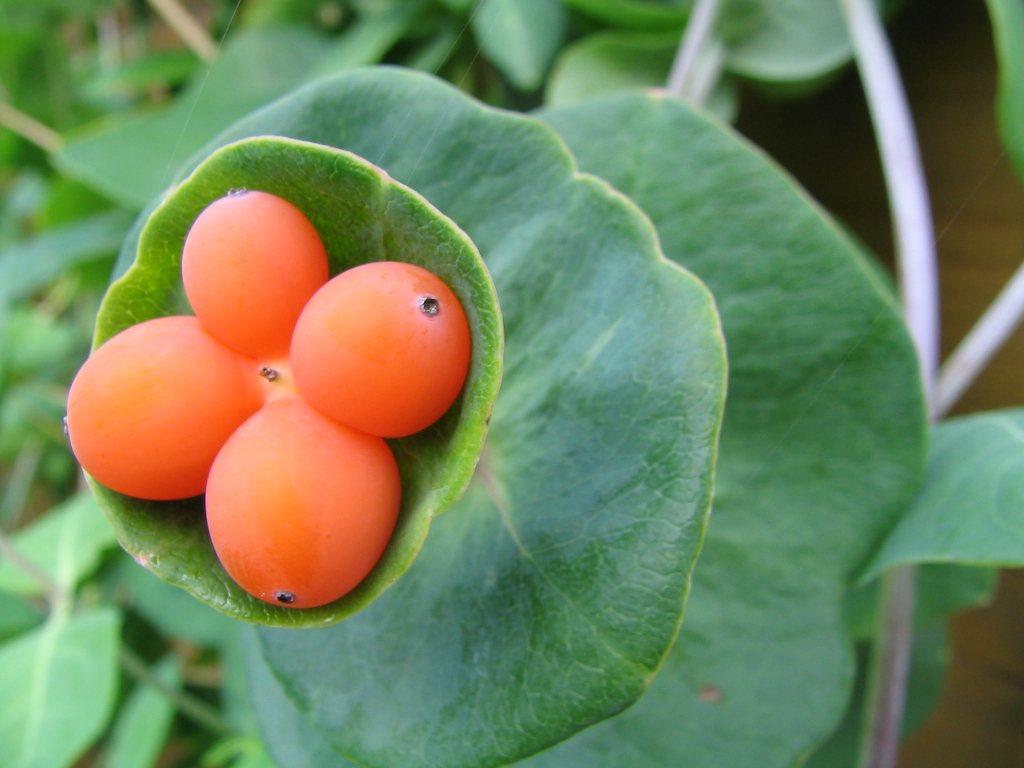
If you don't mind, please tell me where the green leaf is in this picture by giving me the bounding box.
[310,1,427,78]
[206,69,726,767]
[241,626,356,768]
[559,0,687,32]
[111,552,235,648]
[845,564,996,640]
[57,28,332,210]
[103,655,179,768]
[866,409,1024,576]
[535,91,926,768]
[0,593,43,643]
[0,493,117,596]
[0,607,121,768]
[0,210,132,302]
[545,31,738,122]
[805,625,950,768]
[94,134,503,629]
[986,0,1024,184]
[472,0,566,90]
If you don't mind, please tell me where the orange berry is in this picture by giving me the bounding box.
[205,397,401,608]
[290,261,472,437]
[66,316,263,500]
[182,190,329,358]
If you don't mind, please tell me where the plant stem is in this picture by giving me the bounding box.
[120,646,236,736]
[665,0,722,103]
[0,530,70,609]
[145,0,218,62]
[935,257,1024,416]
[0,101,61,153]
[838,1,939,767]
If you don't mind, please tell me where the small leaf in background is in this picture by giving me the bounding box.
[0,606,121,768]
[0,492,117,596]
[473,0,566,90]
[311,0,427,78]
[0,210,132,302]
[866,409,1024,576]
[57,28,332,210]
[558,0,687,32]
[537,90,926,768]
[104,655,180,768]
[545,31,738,121]
[986,0,1024,183]
[0,593,43,643]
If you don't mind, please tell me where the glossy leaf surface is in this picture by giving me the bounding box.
[219,69,725,768]
[535,91,926,768]
[94,133,502,628]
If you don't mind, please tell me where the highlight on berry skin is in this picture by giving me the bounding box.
[66,189,474,609]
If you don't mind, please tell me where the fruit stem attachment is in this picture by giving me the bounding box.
[839,0,939,766]
[665,0,723,105]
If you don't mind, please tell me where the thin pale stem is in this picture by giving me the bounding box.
[145,0,217,62]
[935,257,1024,416]
[120,646,236,736]
[0,101,61,153]
[665,0,722,102]
[838,1,940,767]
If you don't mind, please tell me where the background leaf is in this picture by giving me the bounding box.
[986,0,1024,183]
[212,69,728,768]
[545,31,737,120]
[103,655,180,768]
[0,493,117,596]
[472,0,566,90]
[0,606,121,768]
[535,90,926,768]
[867,409,1024,575]
[57,28,332,210]
[94,135,503,628]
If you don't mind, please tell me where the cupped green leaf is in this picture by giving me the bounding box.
[213,69,726,768]
[0,607,121,768]
[91,134,503,629]
[534,91,927,768]
[472,0,567,91]
[866,409,1024,576]
[986,0,1024,183]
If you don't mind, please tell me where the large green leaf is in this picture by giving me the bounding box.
[93,135,503,628]
[57,28,332,210]
[986,0,1024,183]
[208,69,727,767]
[866,409,1024,575]
[535,92,926,768]
[0,493,117,596]
[0,607,121,768]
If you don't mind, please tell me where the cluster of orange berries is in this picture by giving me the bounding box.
[66,190,471,609]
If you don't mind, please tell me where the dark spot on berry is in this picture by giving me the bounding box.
[419,296,440,317]
[227,187,248,197]
[274,591,296,604]
[259,366,279,381]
